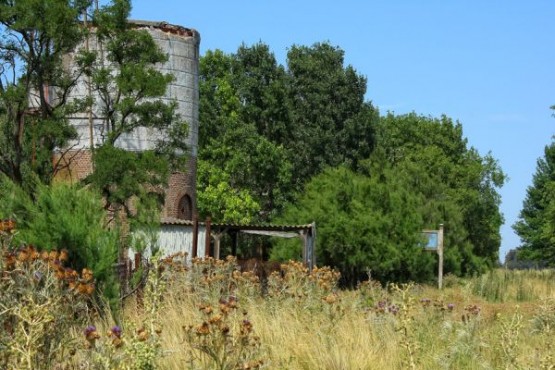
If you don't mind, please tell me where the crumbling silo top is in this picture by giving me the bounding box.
[128,20,200,41]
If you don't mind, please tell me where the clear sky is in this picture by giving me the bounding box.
[129,0,555,261]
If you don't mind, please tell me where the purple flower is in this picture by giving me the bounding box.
[111,326,122,338]
[84,325,97,336]
[447,303,455,310]
[388,304,400,315]
[33,271,43,282]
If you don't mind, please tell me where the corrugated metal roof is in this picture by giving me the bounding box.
[160,217,194,226]
[160,217,313,232]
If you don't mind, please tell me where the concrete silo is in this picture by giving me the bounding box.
[58,21,200,220]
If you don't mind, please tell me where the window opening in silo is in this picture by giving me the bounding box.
[177,194,192,220]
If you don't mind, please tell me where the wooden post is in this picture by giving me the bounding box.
[231,231,238,257]
[192,214,199,258]
[213,233,221,260]
[134,252,142,272]
[438,224,444,290]
[204,217,212,257]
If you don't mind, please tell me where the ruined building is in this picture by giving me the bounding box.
[55,21,200,220]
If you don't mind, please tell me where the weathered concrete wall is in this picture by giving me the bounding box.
[59,21,200,219]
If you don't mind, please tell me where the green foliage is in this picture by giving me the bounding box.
[0,0,91,189]
[196,160,260,224]
[375,113,505,273]
[272,166,435,285]
[198,42,377,222]
[513,138,555,266]
[199,48,292,222]
[83,0,188,218]
[286,43,378,179]
[0,176,120,303]
[201,42,504,280]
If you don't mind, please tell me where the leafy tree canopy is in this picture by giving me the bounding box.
[514,137,555,266]
[271,165,435,285]
[198,42,378,223]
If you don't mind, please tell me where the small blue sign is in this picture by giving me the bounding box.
[422,231,438,250]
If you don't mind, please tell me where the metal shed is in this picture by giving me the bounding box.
[149,217,316,270]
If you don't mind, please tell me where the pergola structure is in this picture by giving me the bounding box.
[161,218,316,270]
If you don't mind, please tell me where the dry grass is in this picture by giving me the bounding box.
[117,258,555,369]
[2,243,554,369]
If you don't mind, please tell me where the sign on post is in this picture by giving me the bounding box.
[422,224,444,289]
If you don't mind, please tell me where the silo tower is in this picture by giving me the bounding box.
[58,21,200,220]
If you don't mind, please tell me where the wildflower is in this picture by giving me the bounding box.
[77,283,88,295]
[40,251,49,261]
[28,246,39,260]
[195,322,210,335]
[33,271,43,282]
[49,250,59,261]
[17,249,29,262]
[447,303,455,311]
[200,304,213,315]
[323,293,337,304]
[137,327,149,341]
[388,304,400,315]
[111,326,122,339]
[59,249,69,262]
[209,314,223,324]
[81,268,93,282]
[4,253,16,269]
[220,325,230,335]
[240,319,253,335]
[84,325,100,347]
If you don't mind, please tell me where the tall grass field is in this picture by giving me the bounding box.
[1,244,554,369]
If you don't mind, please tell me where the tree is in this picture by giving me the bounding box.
[0,0,92,191]
[198,47,293,222]
[198,42,378,222]
[286,42,378,183]
[196,160,260,224]
[374,113,505,273]
[271,165,435,285]
[83,0,188,218]
[513,138,555,266]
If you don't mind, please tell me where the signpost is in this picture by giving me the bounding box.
[422,224,444,289]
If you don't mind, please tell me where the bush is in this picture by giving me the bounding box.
[0,242,94,369]
[0,177,120,306]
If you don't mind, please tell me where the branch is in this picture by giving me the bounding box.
[51,143,83,180]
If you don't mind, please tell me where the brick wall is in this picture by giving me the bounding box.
[52,150,93,183]
[163,156,197,219]
[54,149,197,220]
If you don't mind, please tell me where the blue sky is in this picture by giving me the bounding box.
[130,1,555,261]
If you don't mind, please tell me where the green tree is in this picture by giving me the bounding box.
[272,165,435,285]
[198,42,378,222]
[0,0,91,190]
[513,138,555,265]
[196,160,260,224]
[375,113,505,272]
[198,47,293,222]
[83,0,188,218]
[286,42,378,182]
